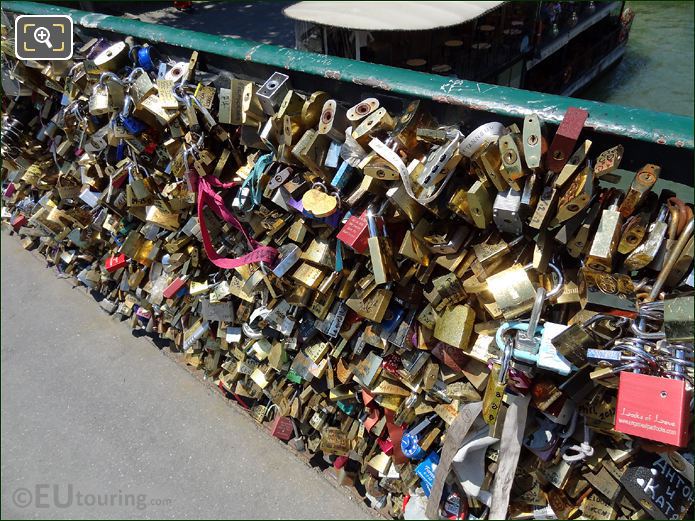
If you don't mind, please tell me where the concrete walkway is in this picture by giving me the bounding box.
[0,230,373,519]
[91,1,295,47]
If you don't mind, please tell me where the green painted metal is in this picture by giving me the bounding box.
[4,1,693,150]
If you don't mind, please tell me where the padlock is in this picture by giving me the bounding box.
[594,144,624,178]
[615,371,691,447]
[529,184,559,231]
[89,83,111,115]
[498,133,528,191]
[336,211,370,254]
[466,180,494,229]
[257,72,290,115]
[493,187,524,235]
[270,415,295,440]
[624,206,669,271]
[128,67,156,107]
[105,253,128,273]
[546,107,588,172]
[486,264,537,320]
[317,99,348,143]
[554,164,594,224]
[619,164,660,218]
[578,267,636,312]
[366,207,399,285]
[554,139,591,190]
[433,304,475,349]
[522,113,544,169]
[586,199,622,272]
[618,207,651,254]
[346,97,379,122]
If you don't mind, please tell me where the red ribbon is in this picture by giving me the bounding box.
[189,170,277,269]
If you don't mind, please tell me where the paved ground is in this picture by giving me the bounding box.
[0,229,374,520]
[88,1,295,47]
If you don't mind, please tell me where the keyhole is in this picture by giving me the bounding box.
[660,390,668,398]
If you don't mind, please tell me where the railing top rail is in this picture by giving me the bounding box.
[3,1,693,150]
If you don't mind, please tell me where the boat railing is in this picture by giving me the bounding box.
[2,1,692,185]
[528,0,622,69]
[528,22,626,94]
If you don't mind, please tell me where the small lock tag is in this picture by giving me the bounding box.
[615,372,691,447]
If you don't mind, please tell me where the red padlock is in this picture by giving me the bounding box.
[270,416,294,441]
[336,211,370,254]
[4,183,17,198]
[377,437,394,455]
[614,372,691,447]
[163,276,187,299]
[546,107,588,172]
[10,214,27,232]
[105,253,128,273]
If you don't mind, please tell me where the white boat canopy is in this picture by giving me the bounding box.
[283,1,507,31]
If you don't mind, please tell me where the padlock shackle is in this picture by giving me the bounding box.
[649,219,694,301]
[629,321,665,340]
[124,67,147,84]
[523,262,564,300]
[97,72,123,86]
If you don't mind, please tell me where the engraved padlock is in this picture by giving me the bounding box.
[367,206,399,286]
[615,369,691,447]
[127,67,156,107]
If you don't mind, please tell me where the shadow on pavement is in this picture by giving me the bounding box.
[88,1,295,47]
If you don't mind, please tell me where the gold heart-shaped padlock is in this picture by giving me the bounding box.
[302,183,339,218]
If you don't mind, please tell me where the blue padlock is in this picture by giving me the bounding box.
[401,432,426,460]
[337,400,357,416]
[381,304,406,336]
[415,451,439,497]
[116,141,126,161]
[131,45,158,72]
[330,161,354,191]
[121,115,147,135]
[401,414,437,461]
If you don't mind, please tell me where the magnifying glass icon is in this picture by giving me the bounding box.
[33,26,53,49]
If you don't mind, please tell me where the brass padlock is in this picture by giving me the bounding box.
[586,201,622,272]
[498,133,528,191]
[467,180,494,229]
[88,83,111,115]
[367,207,399,285]
[128,68,156,107]
[619,164,660,218]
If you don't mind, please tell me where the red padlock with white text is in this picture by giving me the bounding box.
[105,253,128,273]
[614,371,691,447]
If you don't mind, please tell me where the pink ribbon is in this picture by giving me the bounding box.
[189,170,277,269]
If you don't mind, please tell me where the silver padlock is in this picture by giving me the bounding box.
[257,72,290,115]
[493,187,523,235]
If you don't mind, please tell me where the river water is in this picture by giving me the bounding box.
[582,1,694,116]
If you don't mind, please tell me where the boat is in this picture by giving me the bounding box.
[283,1,635,97]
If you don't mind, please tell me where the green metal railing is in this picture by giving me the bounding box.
[3,0,693,152]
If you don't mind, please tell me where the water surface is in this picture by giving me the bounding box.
[582,1,694,116]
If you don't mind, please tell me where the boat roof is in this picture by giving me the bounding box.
[283,1,507,31]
